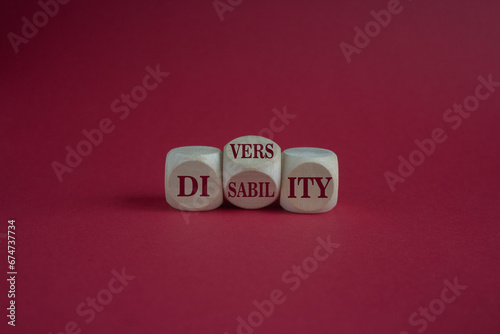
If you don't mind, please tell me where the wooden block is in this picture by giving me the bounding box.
[223,135,281,209]
[165,146,223,211]
[280,147,338,214]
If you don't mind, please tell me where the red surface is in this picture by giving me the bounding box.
[1,0,499,333]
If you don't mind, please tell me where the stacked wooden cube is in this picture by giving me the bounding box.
[165,136,339,214]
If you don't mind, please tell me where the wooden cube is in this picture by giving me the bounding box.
[280,147,339,214]
[223,135,281,209]
[165,146,223,211]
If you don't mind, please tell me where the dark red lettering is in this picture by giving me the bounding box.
[237,183,247,197]
[230,144,241,159]
[265,144,274,158]
[298,177,313,198]
[314,177,332,198]
[200,175,210,197]
[177,176,198,196]
[288,177,297,198]
[228,182,236,197]
[254,144,265,158]
[248,182,258,197]
[241,144,252,158]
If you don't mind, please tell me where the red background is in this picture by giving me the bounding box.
[1,0,499,333]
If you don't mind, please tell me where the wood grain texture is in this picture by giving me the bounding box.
[165,146,223,211]
[280,147,339,214]
[223,135,281,209]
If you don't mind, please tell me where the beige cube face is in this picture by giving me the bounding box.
[280,148,339,214]
[165,146,223,211]
[223,135,281,209]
